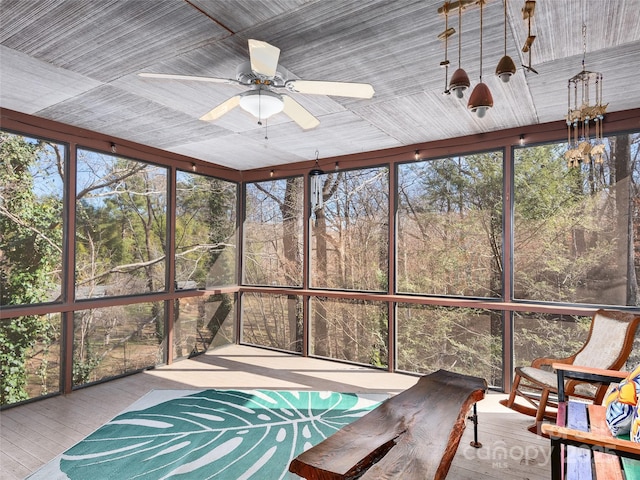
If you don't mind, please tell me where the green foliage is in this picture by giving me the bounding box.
[513,314,590,367]
[513,140,631,304]
[397,152,503,297]
[0,314,55,404]
[396,305,501,384]
[72,347,101,385]
[0,132,61,404]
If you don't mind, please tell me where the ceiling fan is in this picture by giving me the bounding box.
[139,39,375,130]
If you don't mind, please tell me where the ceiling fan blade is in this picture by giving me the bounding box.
[282,96,320,130]
[248,39,280,78]
[139,72,240,85]
[286,80,375,99]
[199,96,241,122]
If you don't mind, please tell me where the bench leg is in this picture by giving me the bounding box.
[468,402,482,448]
[549,436,562,480]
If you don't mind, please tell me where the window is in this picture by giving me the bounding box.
[73,302,164,385]
[175,171,237,289]
[311,167,389,291]
[1,131,65,306]
[310,297,388,367]
[1,132,66,405]
[513,134,640,305]
[397,153,503,297]
[0,313,61,405]
[396,305,503,387]
[244,178,303,287]
[242,292,302,353]
[513,311,590,369]
[173,294,236,360]
[75,149,167,298]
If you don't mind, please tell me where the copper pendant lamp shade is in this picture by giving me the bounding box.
[495,55,516,82]
[448,1,469,99]
[468,82,493,118]
[449,67,471,98]
[495,0,516,83]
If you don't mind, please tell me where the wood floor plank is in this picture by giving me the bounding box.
[0,429,54,473]
[0,344,550,480]
[0,449,32,480]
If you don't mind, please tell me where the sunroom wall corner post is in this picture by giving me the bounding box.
[387,162,397,372]
[164,166,177,365]
[302,171,311,357]
[502,144,515,392]
[236,180,246,345]
[62,141,77,394]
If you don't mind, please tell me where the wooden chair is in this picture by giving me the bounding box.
[500,309,640,435]
[288,369,486,480]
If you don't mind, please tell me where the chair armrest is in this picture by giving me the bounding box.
[552,363,628,403]
[552,364,629,379]
[541,424,640,460]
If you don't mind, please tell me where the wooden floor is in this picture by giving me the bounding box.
[0,344,550,479]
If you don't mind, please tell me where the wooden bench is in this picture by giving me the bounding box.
[288,369,487,480]
[541,364,640,480]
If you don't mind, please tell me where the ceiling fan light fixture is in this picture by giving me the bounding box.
[449,68,470,98]
[496,55,516,82]
[468,82,493,118]
[239,89,284,119]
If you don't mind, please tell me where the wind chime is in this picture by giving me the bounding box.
[521,0,538,74]
[309,150,324,212]
[564,24,607,167]
[439,2,455,95]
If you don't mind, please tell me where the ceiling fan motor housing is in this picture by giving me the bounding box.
[236,61,287,87]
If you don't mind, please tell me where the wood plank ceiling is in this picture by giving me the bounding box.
[1,0,639,170]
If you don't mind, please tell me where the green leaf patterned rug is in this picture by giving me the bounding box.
[30,389,387,479]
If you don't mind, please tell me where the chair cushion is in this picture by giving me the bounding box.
[517,366,557,389]
[518,366,598,400]
[606,365,640,436]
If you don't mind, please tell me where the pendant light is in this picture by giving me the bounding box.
[239,89,284,121]
[468,0,493,117]
[495,0,516,82]
[449,2,470,99]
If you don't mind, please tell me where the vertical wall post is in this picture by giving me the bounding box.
[303,172,311,357]
[165,166,177,365]
[62,142,77,394]
[502,145,515,392]
[236,181,246,345]
[387,163,397,372]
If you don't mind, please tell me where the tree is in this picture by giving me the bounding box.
[73,151,167,383]
[174,172,238,354]
[311,168,389,363]
[243,178,303,352]
[0,133,62,403]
